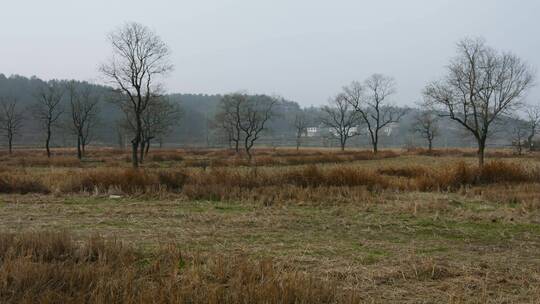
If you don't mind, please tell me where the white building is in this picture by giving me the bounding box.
[306,127,321,137]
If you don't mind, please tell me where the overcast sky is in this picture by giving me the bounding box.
[1,0,539,106]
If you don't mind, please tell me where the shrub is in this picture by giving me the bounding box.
[65,169,158,194]
[0,174,50,194]
[478,160,531,183]
[157,170,189,191]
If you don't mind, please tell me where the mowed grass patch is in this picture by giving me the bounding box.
[1,194,540,302]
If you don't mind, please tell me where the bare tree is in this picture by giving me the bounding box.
[100,22,173,168]
[525,105,540,151]
[140,97,181,159]
[511,120,528,155]
[214,93,246,152]
[66,81,100,159]
[293,110,309,150]
[0,97,24,154]
[424,38,534,167]
[320,94,361,151]
[33,82,64,158]
[214,93,276,159]
[411,110,439,152]
[238,95,277,161]
[342,74,407,154]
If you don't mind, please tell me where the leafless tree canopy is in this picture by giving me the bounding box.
[342,74,407,153]
[525,105,540,150]
[511,119,529,155]
[0,96,24,154]
[238,95,277,160]
[66,81,100,159]
[140,97,182,158]
[424,38,535,166]
[411,110,439,152]
[320,94,361,151]
[33,82,65,158]
[214,93,277,159]
[100,22,173,167]
[214,93,246,152]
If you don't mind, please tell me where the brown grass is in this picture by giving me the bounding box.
[1,160,539,202]
[0,174,50,194]
[414,160,539,191]
[0,231,360,304]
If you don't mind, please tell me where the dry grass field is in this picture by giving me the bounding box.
[1,147,540,303]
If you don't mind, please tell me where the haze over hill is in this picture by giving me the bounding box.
[1,0,539,106]
[0,74,520,149]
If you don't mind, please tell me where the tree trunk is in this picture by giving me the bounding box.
[145,139,151,156]
[132,115,142,168]
[139,140,145,163]
[244,137,251,160]
[8,135,13,155]
[76,135,82,160]
[369,131,378,154]
[46,125,51,158]
[428,139,433,152]
[340,137,346,151]
[296,137,300,151]
[131,140,139,168]
[477,140,486,168]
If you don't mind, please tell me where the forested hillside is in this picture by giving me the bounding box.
[0,73,516,150]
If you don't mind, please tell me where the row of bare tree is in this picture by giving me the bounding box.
[289,38,535,167]
[316,74,408,153]
[2,24,537,169]
[0,77,180,161]
[0,81,99,158]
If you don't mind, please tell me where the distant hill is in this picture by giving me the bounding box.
[0,73,519,150]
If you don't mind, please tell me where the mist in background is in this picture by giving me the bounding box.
[1,0,539,106]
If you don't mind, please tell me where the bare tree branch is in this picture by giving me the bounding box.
[342,74,407,153]
[320,94,361,151]
[100,22,173,167]
[0,96,25,154]
[424,37,535,166]
[33,82,65,158]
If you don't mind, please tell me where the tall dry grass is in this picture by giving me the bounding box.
[0,231,360,304]
[1,157,539,206]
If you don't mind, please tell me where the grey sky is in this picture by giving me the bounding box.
[1,0,539,106]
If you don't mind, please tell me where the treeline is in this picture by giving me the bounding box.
[1,22,538,168]
[0,73,526,153]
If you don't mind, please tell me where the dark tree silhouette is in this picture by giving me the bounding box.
[320,94,361,151]
[66,81,100,159]
[100,22,173,168]
[424,38,534,167]
[33,82,64,158]
[0,96,24,154]
[342,74,407,154]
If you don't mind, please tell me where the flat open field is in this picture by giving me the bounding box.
[1,148,540,303]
